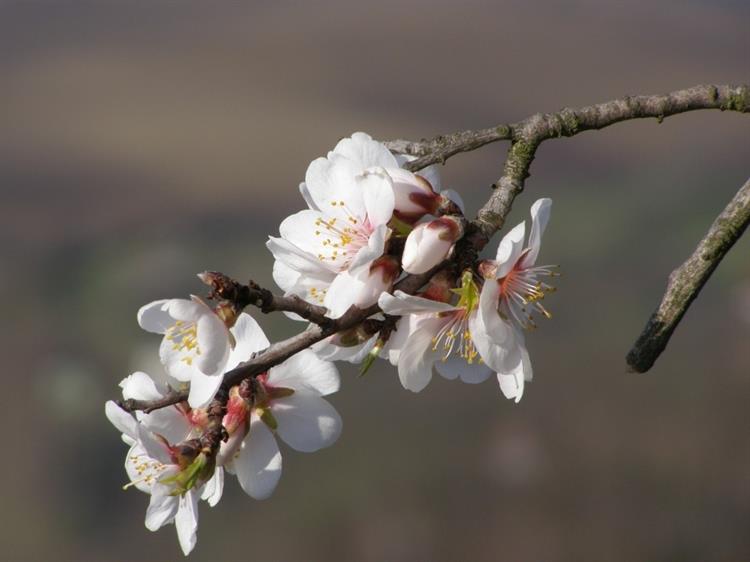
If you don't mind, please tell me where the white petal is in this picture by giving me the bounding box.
[348,223,389,271]
[235,414,282,500]
[166,298,204,322]
[279,210,339,266]
[267,349,340,396]
[299,181,321,211]
[175,490,199,556]
[378,290,457,316]
[440,188,464,213]
[304,154,365,218]
[498,359,525,403]
[332,132,398,169]
[358,168,395,227]
[272,393,342,452]
[396,316,446,392]
[120,371,163,402]
[266,236,337,276]
[105,401,138,439]
[434,356,493,384]
[187,371,224,409]
[145,492,178,531]
[522,198,552,268]
[195,312,230,375]
[419,165,442,191]
[137,300,172,334]
[471,284,520,373]
[201,468,224,507]
[226,313,270,371]
[324,265,392,319]
[401,221,453,275]
[495,221,526,278]
[136,425,173,464]
[159,335,201,383]
[312,335,377,364]
[383,315,419,366]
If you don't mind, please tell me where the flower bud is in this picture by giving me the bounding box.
[387,168,441,223]
[401,217,463,274]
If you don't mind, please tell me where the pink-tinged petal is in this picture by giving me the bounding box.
[358,168,395,227]
[105,401,138,439]
[522,198,552,268]
[304,154,365,219]
[166,298,205,322]
[494,221,526,278]
[137,300,172,334]
[226,313,270,371]
[195,313,230,375]
[145,491,178,531]
[378,290,457,316]
[387,168,439,218]
[471,284,521,373]
[332,132,399,169]
[235,413,282,500]
[201,468,224,507]
[434,356,493,384]
[397,316,446,392]
[187,371,224,409]
[349,223,389,271]
[401,219,459,275]
[267,349,340,396]
[272,393,342,452]
[299,181,321,211]
[175,490,199,556]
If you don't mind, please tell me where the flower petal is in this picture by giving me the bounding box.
[145,491,178,531]
[304,153,365,219]
[332,132,398,169]
[159,336,201,383]
[378,290,457,316]
[137,300,172,334]
[396,316,446,392]
[166,298,204,322]
[471,284,521,373]
[175,490,199,556]
[358,168,395,227]
[522,198,552,268]
[195,312,230,375]
[187,371,224,409]
[312,335,378,364]
[349,223,389,272]
[434,356,493,384]
[495,221,526,278]
[201,467,224,507]
[267,349,340,396]
[272,393,342,452]
[235,414,282,500]
[226,313,270,371]
[105,401,137,439]
[299,181,321,211]
[267,236,337,276]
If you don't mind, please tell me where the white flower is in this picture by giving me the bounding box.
[401,216,463,274]
[378,271,501,392]
[138,301,269,409]
[268,132,443,313]
[105,398,223,556]
[138,297,231,408]
[475,198,556,402]
[216,349,342,500]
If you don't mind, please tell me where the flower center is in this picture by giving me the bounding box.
[499,260,559,330]
[165,321,202,365]
[314,200,372,267]
[124,453,169,490]
[432,270,481,364]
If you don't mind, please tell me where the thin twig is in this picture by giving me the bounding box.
[627,178,750,373]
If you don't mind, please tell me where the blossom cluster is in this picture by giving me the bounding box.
[107,132,557,555]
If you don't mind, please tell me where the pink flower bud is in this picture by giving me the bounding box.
[401,217,463,274]
[387,168,441,223]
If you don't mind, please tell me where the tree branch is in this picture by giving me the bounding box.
[627,177,750,373]
[389,84,749,174]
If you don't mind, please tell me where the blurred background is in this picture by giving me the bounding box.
[2,1,749,560]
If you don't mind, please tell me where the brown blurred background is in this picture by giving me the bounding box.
[2,1,749,561]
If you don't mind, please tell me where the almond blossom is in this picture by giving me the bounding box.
[401,216,463,274]
[105,394,223,556]
[475,198,556,402]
